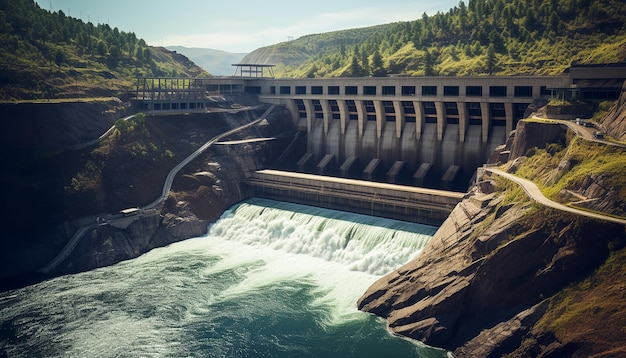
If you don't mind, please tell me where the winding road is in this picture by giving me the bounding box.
[485,168,626,225]
[532,117,626,148]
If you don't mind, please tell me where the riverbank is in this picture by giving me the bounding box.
[357,119,626,357]
[0,100,294,285]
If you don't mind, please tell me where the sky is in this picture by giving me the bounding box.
[36,0,460,53]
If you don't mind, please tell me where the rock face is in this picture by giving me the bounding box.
[570,173,626,217]
[45,106,295,277]
[601,81,626,141]
[508,121,567,159]
[0,99,132,149]
[357,182,624,357]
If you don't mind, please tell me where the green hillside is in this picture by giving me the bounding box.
[242,0,626,78]
[0,0,209,100]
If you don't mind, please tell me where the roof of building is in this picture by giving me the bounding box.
[231,63,276,67]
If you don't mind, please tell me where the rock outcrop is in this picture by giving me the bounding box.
[49,106,294,276]
[357,181,624,356]
[508,121,567,159]
[357,116,626,356]
[0,102,294,286]
[600,81,626,141]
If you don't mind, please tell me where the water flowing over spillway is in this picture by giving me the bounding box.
[0,198,448,357]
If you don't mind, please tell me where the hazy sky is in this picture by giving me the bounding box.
[36,0,459,53]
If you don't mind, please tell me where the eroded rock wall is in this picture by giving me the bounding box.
[600,81,626,141]
[357,182,624,357]
[51,107,294,276]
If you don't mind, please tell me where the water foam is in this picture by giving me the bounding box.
[212,198,436,275]
[201,198,437,326]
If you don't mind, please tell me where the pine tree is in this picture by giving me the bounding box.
[486,44,496,74]
[370,50,385,77]
[424,50,435,76]
[349,56,364,77]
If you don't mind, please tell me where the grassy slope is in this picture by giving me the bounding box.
[0,45,210,101]
[511,122,626,217]
[532,247,626,357]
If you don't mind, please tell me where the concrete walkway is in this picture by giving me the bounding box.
[485,168,626,225]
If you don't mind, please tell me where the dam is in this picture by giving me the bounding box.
[134,64,623,222]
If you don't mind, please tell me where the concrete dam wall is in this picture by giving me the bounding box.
[293,117,506,192]
[136,75,577,191]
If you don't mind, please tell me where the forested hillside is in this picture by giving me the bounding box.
[0,0,209,100]
[243,0,626,78]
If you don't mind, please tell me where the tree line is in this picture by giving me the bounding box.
[0,0,154,70]
[265,0,626,78]
[0,0,206,99]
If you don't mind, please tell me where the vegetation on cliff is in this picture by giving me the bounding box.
[0,0,209,100]
[61,113,232,217]
[485,122,626,356]
[243,0,626,78]
[510,121,626,217]
[525,246,626,357]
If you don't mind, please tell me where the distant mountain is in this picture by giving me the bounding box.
[166,46,248,76]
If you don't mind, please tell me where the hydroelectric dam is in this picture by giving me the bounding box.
[135,64,622,225]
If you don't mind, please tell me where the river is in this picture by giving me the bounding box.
[0,198,449,357]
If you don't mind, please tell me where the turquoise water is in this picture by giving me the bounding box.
[0,198,449,357]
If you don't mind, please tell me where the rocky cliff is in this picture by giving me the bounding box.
[358,183,624,356]
[0,101,294,287]
[0,99,134,283]
[50,105,294,277]
[358,120,626,357]
[601,81,626,141]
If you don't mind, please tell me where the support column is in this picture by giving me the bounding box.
[533,85,541,100]
[321,100,332,135]
[355,100,366,136]
[505,102,514,135]
[393,101,404,139]
[374,100,384,139]
[414,101,424,140]
[480,102,490,143]
[338,100,349,135]
[303,99,315,135]
[435,101,445,141]
[458,102,467,143]
[285,99,300,127]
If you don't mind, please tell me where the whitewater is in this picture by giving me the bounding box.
[0,198,449,357]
